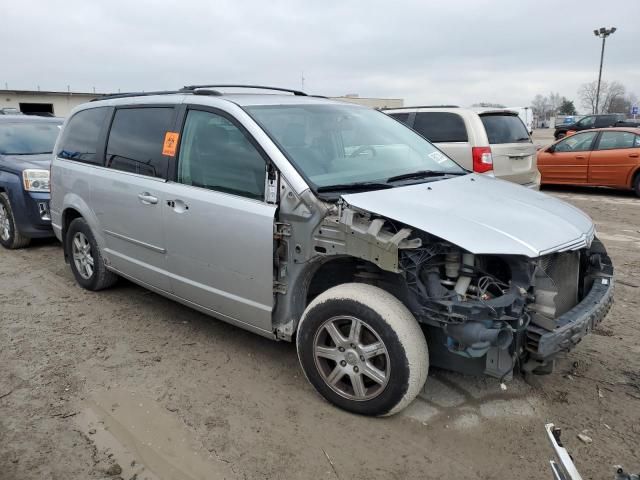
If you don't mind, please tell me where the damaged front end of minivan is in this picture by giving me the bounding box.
[395,227,614,378]
[286,194,614,380]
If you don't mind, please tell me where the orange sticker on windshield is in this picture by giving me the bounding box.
[162,131,179,156]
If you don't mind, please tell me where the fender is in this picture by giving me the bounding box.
[0,170,21,201]
[626,165,640,189]
[60,192,107,256]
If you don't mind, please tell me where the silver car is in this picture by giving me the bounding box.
[50,85,613,416]
[384,106,540,188]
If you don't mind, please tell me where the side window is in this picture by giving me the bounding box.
[389,113,410,125]
[577,116,595,128]
[412,112,468,142]
[595,115,613,128]
[106,107,174,178]
[57,107,109,164]
[554,131,598,152]
[177,109,266,200]
[596,131,637,150]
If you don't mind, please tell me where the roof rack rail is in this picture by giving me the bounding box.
[182,84,308,96]
[91,88,222,101]
[381,105,460,110]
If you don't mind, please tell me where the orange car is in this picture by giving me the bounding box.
[537,127,640,196]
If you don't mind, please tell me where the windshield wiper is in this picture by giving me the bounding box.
[515,137,531,142]
[386,170,464,183]
[316,182,393,193]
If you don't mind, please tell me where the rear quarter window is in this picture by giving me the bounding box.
[57,107,110,164]
[412,112,468,142]
[480,114,530,144]
[106,107,174,179]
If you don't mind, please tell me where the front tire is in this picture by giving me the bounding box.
[634,174,640,197]
[0,192,31,249]
[66,217,117,290]
[296,283,428,416]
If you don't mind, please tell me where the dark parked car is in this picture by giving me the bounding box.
[0,115,62,248]
[554,113,640,140]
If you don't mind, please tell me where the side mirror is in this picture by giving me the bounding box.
[546,145,556,153]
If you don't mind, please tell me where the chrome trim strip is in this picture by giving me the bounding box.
[539,225,596,256]
[103,229,166,253]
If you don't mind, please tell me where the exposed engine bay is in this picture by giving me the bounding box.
[288,201,615,379]
[398,231,613,378]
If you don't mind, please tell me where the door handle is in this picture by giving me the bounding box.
[137,192,158,205]
[575,155,586,160]
[629,153,639,158]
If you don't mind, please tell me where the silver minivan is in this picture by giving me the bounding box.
[50,86,613,416]
[384,107,540,187]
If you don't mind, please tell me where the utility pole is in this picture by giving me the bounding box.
[301,71,305,91]
[593,27,616,114]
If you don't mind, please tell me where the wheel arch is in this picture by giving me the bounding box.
[60,207,83,261]
[630,166,640,190]
[277,255,413,340]
[60,195,103,261]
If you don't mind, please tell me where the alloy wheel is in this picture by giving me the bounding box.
[313,315,390,401]
[0,204,10,241]
[72,232,94,279]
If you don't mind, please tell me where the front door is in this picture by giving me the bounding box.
[92,106,176,291]
[589,130,640,187]
[539,131,598,184]
[164,107,276,333]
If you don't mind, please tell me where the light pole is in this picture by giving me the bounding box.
[593,27,616,114]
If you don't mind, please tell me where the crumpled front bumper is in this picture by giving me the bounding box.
[527,275,614,361]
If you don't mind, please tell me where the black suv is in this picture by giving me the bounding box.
[554,114,640,139]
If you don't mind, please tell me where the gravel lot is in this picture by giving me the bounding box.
[1,133,639,479]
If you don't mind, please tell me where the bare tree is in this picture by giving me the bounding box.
[601,81,626,113]
[579,81,599,114]
[531,94,547,118]
[531,92,565,123]
[548,92,562,113]
[579,80,628,114]
[609,90,638,114]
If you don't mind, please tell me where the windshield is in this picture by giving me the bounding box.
[480,114,531,144]
[245,104,465,189]
[0,122,61,155]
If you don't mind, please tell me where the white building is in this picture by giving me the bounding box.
[1,89,404,118]
[0,89,102,117]
[330,94,403,109]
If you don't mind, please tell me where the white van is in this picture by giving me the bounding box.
[385,106,540,188]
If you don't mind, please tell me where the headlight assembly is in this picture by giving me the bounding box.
[22,169,50,193]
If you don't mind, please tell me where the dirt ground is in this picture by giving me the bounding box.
[1,133,639,479]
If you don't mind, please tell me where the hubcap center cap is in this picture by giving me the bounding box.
[345,351,358,365]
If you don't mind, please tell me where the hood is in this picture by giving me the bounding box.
[0,153,52,174]
[341,174,594,258]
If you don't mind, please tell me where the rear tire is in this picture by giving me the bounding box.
[66,217,117,290]
[296,283,428,416]
[0,192,31,249]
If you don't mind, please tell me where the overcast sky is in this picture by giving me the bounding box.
[3,0,639,112]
